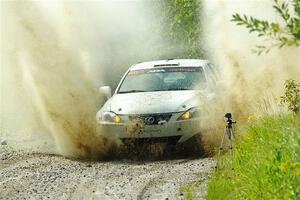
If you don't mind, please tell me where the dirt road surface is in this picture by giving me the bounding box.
[0,144,214,200]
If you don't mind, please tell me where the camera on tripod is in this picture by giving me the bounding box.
[216,112,237,171]
[224,113,232,121]
[224,112,236,126]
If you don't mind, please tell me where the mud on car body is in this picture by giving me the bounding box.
[96,59,217,147]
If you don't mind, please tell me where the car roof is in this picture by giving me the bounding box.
[130,59,210,70]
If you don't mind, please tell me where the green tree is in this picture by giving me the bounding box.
[232,0,300,55]
[160,0,203,58]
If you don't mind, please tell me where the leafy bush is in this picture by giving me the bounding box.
[207,114,300,199]
[280,79,300,113]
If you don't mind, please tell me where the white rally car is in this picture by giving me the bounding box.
[96,59,217,147]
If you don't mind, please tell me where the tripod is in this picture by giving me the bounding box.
[216,113,236,170]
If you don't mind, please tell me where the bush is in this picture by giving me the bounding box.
[280,79,300,114]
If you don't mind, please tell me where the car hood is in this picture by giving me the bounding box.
[105,90,203,115]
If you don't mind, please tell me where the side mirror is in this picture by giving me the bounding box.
[99,86,112,99]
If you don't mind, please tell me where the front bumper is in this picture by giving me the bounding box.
[97,114,201,143]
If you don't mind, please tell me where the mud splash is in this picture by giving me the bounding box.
[200,0,300,152]
[0,1,167,159]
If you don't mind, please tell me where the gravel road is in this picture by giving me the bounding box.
[0,144,214,200]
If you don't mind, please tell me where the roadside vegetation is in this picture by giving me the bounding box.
[207,114,300,199]
[280,79,300,113]
[206,78,300,199]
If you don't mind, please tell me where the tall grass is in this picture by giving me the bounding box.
[207,114,300,199]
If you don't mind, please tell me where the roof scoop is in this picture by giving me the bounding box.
[153,63,179,67]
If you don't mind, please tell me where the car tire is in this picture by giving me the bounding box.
[181,133,205,157]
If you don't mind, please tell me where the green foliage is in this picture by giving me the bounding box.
[280,79,300,113]
[178,184,197,200]
[207,114,300,199]
[160,0,203,58]
[232,0,300,55]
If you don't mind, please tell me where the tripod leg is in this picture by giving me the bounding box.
[226,127,233,155]
[216,128,227,170]
[226,127,234,170]
[220,128,226,151]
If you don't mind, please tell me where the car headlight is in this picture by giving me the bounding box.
[177,107,201,121]
[102,111,122,123]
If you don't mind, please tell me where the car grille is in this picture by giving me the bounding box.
[128,113,172,125]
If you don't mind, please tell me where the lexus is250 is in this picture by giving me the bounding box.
[96,59,217,151]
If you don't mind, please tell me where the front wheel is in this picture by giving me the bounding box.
[180,134,205,157]
[165,134,205,158]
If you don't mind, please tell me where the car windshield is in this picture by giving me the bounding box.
[118,67,206,93]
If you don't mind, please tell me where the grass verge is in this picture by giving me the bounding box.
[207,114,300,199]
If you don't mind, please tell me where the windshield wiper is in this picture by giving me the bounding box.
[118,90,146,94]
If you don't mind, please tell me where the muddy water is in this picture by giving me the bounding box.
[1,1,169,158]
